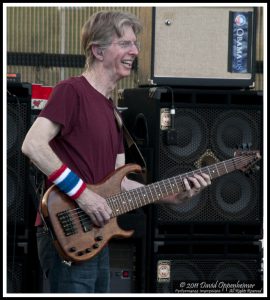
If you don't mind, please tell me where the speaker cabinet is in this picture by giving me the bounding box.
[109,235,147,293]
[151,240,263,293]
[109,240,135,293]
[7,239,40,293]
[6,82,43,294]
[7,255,28,292]
[151,7,257,87]
[119,87,263,239]
[7,82,32,232]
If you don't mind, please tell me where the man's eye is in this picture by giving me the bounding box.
[120,41,130,47]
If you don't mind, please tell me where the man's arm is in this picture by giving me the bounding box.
[21,117,62,175]
[22,117,112,227]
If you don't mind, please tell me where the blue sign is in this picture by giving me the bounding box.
[231,12,250,73]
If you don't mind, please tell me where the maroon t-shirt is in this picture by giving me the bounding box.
[39,75,124,185]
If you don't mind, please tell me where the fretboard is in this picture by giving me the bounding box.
[107,154,252,217]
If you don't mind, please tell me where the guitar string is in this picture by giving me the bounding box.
[57,154,259,227]
[60,154,258,222]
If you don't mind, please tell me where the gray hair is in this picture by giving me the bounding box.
[81,11,142,68]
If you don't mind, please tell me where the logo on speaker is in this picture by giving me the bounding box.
[160,108,171,130]
[157,260,171,282]
[234,14,247,26]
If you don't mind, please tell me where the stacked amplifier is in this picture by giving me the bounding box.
[118,87,263,293]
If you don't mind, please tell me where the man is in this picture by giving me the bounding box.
[22,11,211,293]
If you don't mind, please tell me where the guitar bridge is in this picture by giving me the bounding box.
[57,210,77,236]
[79,211,93,232]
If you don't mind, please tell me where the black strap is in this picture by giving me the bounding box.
[114,108,147,183]
[122,123,147,171]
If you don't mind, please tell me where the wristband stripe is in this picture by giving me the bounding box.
[48,164,67,182]
[58,172,80,194]
[54,168,71,185]
[48,164,87,200]
[66,178,83,196]
[69,182,87,199]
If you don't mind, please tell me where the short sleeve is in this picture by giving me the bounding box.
[39,82,79,135]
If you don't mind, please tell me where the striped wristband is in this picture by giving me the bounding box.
[48,164,87,200]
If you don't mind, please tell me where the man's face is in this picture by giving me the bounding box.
[102,25,139,81]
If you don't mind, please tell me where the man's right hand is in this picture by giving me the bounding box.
[75,188,112,227]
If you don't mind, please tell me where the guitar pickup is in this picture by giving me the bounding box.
[57,210,77,236]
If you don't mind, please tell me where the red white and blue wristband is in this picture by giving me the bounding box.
[48,164,87,200]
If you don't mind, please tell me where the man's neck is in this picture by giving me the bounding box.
[82,67,116,99]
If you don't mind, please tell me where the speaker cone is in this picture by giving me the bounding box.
[160,109,208,163]
[212,110,260,159]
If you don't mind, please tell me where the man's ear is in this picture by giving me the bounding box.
[92,44,104,60]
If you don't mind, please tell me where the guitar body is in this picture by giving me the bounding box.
[41,164,142,263]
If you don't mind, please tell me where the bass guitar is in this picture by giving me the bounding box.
[40,150,261,263]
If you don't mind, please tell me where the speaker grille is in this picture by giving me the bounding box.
[7,257,26,293]
[155,259,261,293]
[160,109,209,163]
[7,95,31,227]
[211,172,258,220]
[155,106,262,230]
[153,241,263,293]
[159,107,261,167]
[211,110,260,159]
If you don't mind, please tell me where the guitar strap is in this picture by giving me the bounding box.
[122,123,148,184]
[114,108,147,183]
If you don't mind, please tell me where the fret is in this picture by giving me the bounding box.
[138,188,146,206]
[216,161,226,176]
[154,182,164,199]
[206,166,213,179]
[114,195,121,215]
[171,178,178,193]
[114,195,122,214]
[147,185,155,203]
[133,188,141,209]
[223,161,229,173]
[137,187,148,206]
[232,157,238,171]
[114,200,121,215]
[179,175,186,191]
[141,188,150,205]
[119,193,127,214]
[215,164,220,176]
[128,188,139,209]
[125,190,133,211]
[206,165,219,179]
[149,184,159,202]
[109,198,117,217]
[109,196,117,215]
[167,178,175,195]
[172,176,180,193]
[162,179,170,196]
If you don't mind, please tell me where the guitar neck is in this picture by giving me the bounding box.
[107,154,250,217]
